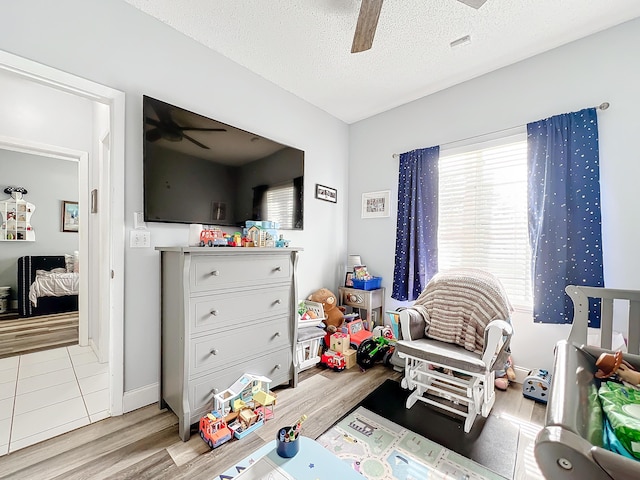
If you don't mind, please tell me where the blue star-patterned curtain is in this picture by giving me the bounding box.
[392,146,439,301]
[527,108,604,325]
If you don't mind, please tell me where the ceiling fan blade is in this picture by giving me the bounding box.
[145,128,163,142]
[145,117,162,127]
[351,0,384,54]
[457,0,488,9]
[182,133,210,150]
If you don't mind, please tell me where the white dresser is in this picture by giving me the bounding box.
[156,247,302,441]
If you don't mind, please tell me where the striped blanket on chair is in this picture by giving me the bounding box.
[408,268,513,354]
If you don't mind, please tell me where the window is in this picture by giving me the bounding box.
[263,182,295,229]
[437,135,532,307]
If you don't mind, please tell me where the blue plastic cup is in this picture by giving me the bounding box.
[276,426,300,458]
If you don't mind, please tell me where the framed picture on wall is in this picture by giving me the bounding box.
[362,190,391,218]
[315,184,337,203]
[62,200,79,232]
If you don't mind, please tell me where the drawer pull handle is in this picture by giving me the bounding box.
[210,348,218,355]
[273,266,282,272]
[275,364,281,370]
[210,270,219,276]
[210,310,218,316]
[274,331,281,337]
[274,299,281,305]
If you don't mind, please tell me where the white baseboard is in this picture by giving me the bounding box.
[123,383,159,413]
[513,365,531,384]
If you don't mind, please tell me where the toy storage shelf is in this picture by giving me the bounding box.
[296,328,325,371]
[0,197,35,241]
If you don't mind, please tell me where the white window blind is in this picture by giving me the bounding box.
[438,136,532,307]
[264,183,295,229]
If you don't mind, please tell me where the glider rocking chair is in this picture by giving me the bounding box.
[396,269,514,433]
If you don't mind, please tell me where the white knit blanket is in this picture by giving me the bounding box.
[409,269,513,354]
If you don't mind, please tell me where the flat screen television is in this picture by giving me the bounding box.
[143,95,304,229]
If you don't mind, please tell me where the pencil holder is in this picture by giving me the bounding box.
[275,426,300,458]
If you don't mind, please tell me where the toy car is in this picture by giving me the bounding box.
[199,227,223,247]
[346,319,373,350]
[199,411,232,449]
[356,336,395,370]
[320,350,346,371]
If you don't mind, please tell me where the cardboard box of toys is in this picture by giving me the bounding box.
[344,349,357,369]
[329,333,350,353]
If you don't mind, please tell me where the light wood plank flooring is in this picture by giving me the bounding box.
[0,312,79,359]
[0,366,546,480]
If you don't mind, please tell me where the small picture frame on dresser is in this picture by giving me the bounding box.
[345,272,354,287]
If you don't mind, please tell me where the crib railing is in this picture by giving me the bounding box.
[565,285,640,355]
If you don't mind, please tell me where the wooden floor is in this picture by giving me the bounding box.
[0,312,79,359]
[0,366,546,480]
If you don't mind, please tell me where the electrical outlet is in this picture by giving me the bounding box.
[130,230,150,248]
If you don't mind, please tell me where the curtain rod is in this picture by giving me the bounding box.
[391,102,610,159]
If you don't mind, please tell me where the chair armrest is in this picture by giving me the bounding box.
[481,319,513,368]
[399,309,426,341]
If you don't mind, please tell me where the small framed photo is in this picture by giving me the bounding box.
[345,272,354,287]
[362,190,391,218]
[315,184,337,203]
[62,200,79,232]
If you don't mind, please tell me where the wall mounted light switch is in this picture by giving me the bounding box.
[130,230,150,248]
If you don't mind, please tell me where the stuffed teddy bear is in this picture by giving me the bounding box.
[307,288,345,332]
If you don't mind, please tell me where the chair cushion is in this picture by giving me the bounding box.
[397,337,487,374]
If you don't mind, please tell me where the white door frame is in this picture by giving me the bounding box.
[0,50,126,415]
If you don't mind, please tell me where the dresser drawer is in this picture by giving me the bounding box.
[190,348,291,411]
[190,317,290,376]
[190,286,290,335]
[342,289,367,307]
[189,254,291,293]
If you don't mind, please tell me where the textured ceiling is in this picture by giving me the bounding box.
[125,0,640,124]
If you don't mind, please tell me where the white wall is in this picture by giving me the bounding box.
[0,1,349,393]
[0,70,93,151]
[348,18,640,373]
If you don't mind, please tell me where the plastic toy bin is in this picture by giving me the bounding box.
[296,328,324,371]
[351,277,382,290]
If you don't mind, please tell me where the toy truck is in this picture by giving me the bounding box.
[199,227,224,247]
[199,411,232,449]
[346,319,373,350]
[320,350,346,371]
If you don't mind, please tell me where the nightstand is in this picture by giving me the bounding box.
[338,286,385,330]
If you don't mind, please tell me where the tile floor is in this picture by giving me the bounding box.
[0,345,109,455]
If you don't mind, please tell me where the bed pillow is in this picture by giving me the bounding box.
[65,254,74,273]
[36,268,67,276]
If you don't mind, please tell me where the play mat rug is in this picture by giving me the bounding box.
[316,407,505,480]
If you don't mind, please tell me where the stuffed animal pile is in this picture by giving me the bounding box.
[307,288,345,345]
